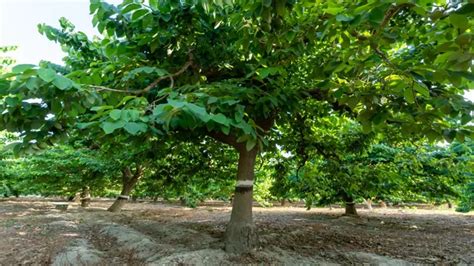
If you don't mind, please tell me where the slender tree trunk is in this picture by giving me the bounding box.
[280,198,288,207]
[108,166,142,212]
[447,200,453,209]
[224,148,259,253]
[364,198,373,211]
[80,186,91,207]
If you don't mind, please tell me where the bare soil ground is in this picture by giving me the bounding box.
[0,198,472,265]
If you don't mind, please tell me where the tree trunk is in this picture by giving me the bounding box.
[108,166,142,212]
[80,186,91,207]
[447,200,453,209]
[345,202,358,216]
[364,198,373,211]
[224,148,259,253]
[380,200,387,208]
[280,198,288,207]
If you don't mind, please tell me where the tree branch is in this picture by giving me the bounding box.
[89,54,193,95]
[207,131,242,149]
[375,3,414,36]
[350,3,414,74]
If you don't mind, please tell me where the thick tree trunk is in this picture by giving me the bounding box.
[108,166,142,213]
[224,148,259,253]
[345,202,358,216]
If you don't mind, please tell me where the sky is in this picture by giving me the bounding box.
[0,0,120,64]
[0,0,473,101]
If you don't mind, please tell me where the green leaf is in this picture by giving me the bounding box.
[449,14,469,31]
[0,80,10,95]
[109,109,122,120]
[149,0,158,9]
[121,3,141,14]
[124,109,141,121]
[77,121,96,129]
[132,9,149,21]
[25,77,41,90]
[404,88,415,103]
[211,113,230,126]
[324,7,344,15]
[461,114,471,125]
[246,139,256,151]
[369,6,385,24]
[12,64,35,74]
[101,121,125,134]
[336,14,354,22]
[221,126,230,135]
[124,122,147,135]
[104,43,116,57]
[91,105,113,112]
[168,99,185,108]
[5,97,19,107]
[414,82,429,97]
[186,103,211,122]
[37,68,56,82]
[257,67,281,79]
[52,75,73,90]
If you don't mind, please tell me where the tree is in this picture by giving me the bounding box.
[136,139,237,206]
[0,46,17,74]
[0,0,472,252]
[0,143,117,198]
[276,110,473,214]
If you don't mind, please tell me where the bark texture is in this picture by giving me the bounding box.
[364,198,373,210]
[224,148,259,253]
[80,187,91,207]
[345,202,358,216]
[108,166,143,212]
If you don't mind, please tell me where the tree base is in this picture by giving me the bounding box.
[224,222,258,253]
[107,198,127,212]
[81,199,90,208]
[363,199,373,211]
[344,202,358,216]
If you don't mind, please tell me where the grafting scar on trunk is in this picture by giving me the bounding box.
[107,165,143,212]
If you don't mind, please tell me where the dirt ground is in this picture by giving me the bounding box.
[0,198,472,265]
